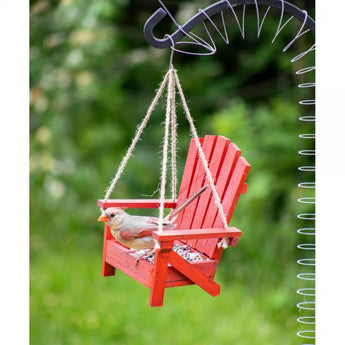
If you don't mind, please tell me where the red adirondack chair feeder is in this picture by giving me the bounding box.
[98,135,250,306]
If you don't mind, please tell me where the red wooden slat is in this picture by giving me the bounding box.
[105,240,154,287]
[102,224,116,276]
[204,142,241,224]
[177,137,215,232]
[181,135,218,247]
[183,135,218,248]
[222,157,251,224]
[98,199,177,209]
[174,138,203,227]
[200,142,241,256]
[149,240,174,307]
[153,227,241,241]
[192,136,230,252]
[205,156,250,258]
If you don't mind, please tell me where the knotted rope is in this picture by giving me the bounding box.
[157,68,175,233]
[170,75,178,202]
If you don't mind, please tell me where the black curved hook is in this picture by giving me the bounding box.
[143,0,315,49]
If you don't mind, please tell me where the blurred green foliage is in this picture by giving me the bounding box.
[30,1,314,344]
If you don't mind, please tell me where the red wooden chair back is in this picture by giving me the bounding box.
[174,135,250,258]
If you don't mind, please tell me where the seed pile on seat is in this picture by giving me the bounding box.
[134,244,209,264]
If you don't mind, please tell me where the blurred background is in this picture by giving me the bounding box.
[30,0,315,344]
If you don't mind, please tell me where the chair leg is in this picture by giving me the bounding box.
[102,224,116,277]
[149,241,174,307]
[169,251,220,296]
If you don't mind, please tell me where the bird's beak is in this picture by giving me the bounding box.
[98,214,109,222]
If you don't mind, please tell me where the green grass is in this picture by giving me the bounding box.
[31,238,299,345]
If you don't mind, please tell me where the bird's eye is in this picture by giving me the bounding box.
[110,213,115,218]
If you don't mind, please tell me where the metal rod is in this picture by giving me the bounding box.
[143,0,315,48]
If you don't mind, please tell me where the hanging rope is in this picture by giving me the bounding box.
[102,69,171,205]
[158,68,175,233]
[172,69,230,248]
[170,71,178,201]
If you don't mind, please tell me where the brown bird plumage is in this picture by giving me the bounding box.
[98,185,208,250]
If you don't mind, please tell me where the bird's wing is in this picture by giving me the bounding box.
[119,228,156,241]
[130,216,174,228]
[128,215,158,225]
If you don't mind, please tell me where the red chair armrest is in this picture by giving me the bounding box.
[98,199,177,209]
[152,227,242,242]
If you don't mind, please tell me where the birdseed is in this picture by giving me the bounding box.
[134,244,208,264]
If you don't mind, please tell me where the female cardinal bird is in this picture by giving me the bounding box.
[98,208,175,250]
[98,185,208,250]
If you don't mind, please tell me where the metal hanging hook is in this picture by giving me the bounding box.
[143,0,315,49]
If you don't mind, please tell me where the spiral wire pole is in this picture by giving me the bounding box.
[146,1,315,342]
[295,51,315,343]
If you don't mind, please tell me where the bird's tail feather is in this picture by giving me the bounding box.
[165,185,208,222]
